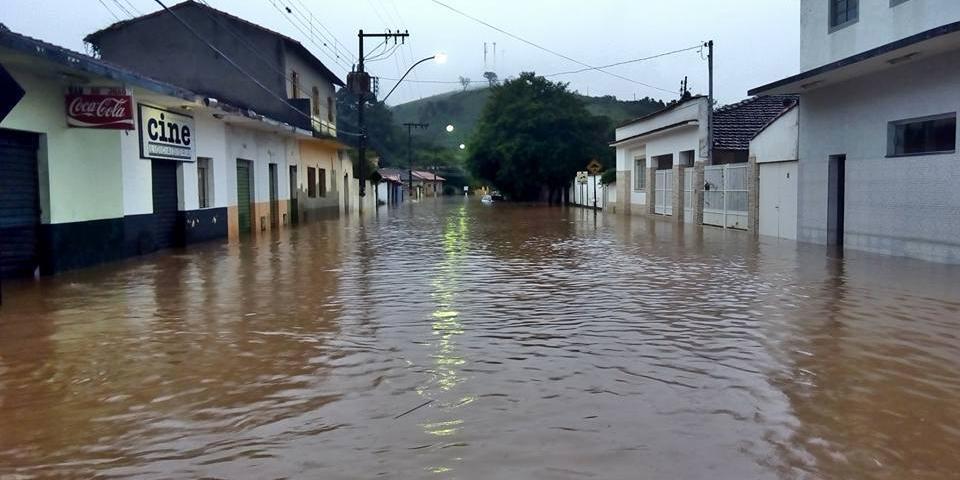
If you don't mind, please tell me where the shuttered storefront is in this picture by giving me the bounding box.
[0,129,40,279]
[236,161,252,234]
[151,160,179,249]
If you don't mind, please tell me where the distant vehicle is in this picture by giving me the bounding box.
[481,195,494,204]
[491,191,505,201]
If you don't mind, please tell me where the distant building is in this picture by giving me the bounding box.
[751,0,960,263]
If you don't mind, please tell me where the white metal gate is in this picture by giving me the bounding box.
[703,164,748,229]
[654,169,672,215]
[683,167,694,223]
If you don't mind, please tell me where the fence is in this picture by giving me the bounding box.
[703,164,748,229]
[570,174,603,209]
[683,167,694,222]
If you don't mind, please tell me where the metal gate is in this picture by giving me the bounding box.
[0,129,40,278]
[683,167,694,223]
[654,169,672,215]
[151,160,180,249]
[703,164,748,229]
[236,160,252,234]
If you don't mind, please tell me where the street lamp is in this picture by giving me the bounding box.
[459,144,466,150]
[446,124,455,133]
[381,53,447,104]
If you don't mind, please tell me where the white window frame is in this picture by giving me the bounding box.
[633,156,646,191]
[197,157,213,209]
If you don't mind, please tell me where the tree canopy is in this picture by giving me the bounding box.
[467,73,611,202]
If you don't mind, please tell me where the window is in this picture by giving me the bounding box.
[633,156,646,191]
[680,150,695,168]
[319,168,327,196]
[327,96,334,122]
[291,70,300,98]
[307,167,317,197]
[888,113,956,156]
[830,0,858,30]
[312,87,320,116]
[655,153,674,170]
[197,157,212,208]
[890,0,909,6]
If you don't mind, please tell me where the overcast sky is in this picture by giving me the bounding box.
[3,0,800,106]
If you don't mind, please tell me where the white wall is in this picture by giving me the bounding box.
[1,68,124,224]
[226,124,296,205]
[751,107,799,164]
[800,0,960,70]
[798,48,960,262]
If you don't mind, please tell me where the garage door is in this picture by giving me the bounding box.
[0,129,40,278]
[759,161,798,240]
[152,160,180,249]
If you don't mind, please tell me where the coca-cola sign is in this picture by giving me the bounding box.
[65,87,134,130]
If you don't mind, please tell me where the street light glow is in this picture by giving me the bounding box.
[446,124,455,133]
[459,144,466,150]
[434,52,448,64]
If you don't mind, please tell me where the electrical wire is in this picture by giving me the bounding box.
[97,0,123,21]
[428,0,677,94]
[149,0,363,136]
[108,0,135,18]
[265,0,353,73]
[545,44,703,77]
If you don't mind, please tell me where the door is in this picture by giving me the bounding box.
[343,174,349,213]
[0,129,40,278]
[236,160,253,235]
[828,155,846,246]
[269,163,279,228]
[151,160,180,250]
[288,165,298,225]
[654,169,672,216]
[759,161,798,240]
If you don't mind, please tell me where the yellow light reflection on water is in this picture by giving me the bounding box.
[418,205,476,475]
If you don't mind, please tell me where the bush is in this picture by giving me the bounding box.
[600,169,617,185]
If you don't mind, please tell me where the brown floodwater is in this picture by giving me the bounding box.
[1,199,959,479]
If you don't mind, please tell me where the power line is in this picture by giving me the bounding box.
[264,0,353,73]
[108,0,136,18]
[283,0,353,63]
[96,0,123,21]
[428,0,676,94]
[119,0,143,16]
[544,44,703,78]
[149,0,362,136]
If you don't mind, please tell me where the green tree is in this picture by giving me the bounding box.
[467,72,610,202]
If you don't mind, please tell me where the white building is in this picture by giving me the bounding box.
[611,95,709,220]
[751,0,960,263]
[750,104,799,240]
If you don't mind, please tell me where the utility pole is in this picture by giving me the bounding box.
[706,40,714,166]
[403,122,428,202]
[351,29,409,203]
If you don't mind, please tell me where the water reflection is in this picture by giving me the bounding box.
[0,199,959,479]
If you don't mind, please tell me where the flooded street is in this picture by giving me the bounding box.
[1,199,959,479]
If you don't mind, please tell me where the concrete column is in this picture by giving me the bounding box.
[693,161,705,225]
[616,170,631,215]
[646,166,656,215]
[672,164,684,223]
[747,155,759,233]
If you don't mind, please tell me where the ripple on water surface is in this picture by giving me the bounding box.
[1,200,959,479]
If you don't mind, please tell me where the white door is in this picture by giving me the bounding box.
[759,161,798,240]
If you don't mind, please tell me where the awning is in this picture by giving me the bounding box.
[750,20,960,96]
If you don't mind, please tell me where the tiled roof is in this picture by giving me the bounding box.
[713,95,798,151]
[377,168,446,182]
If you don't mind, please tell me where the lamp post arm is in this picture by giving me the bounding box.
[380,56,434,104]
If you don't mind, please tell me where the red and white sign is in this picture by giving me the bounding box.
[65,87,135,130]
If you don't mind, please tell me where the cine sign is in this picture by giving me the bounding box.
[138,103,194,162]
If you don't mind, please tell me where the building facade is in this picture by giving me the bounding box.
[752,0,960,263]
[85,0,350,233]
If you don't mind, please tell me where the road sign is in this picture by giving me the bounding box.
[586,159,603,175]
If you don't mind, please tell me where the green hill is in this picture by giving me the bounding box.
[390,87,666,150]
